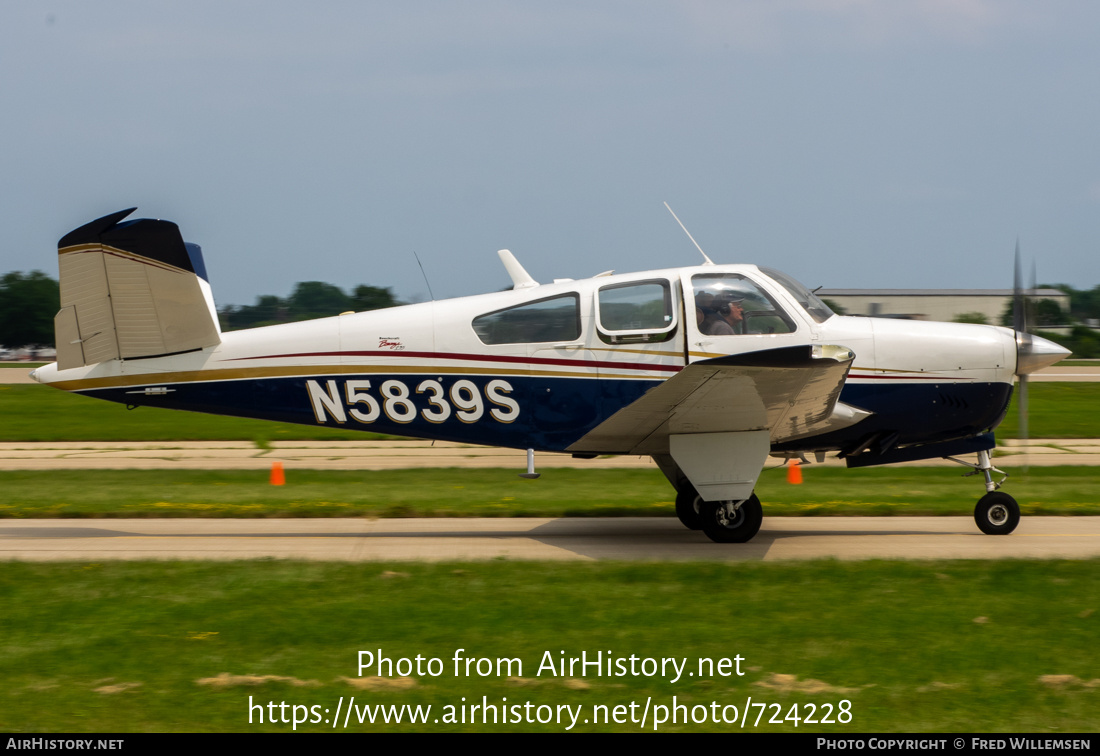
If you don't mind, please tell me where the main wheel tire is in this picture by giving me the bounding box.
[974,491,1020,535]
[675,486,703,530]
[700,494,763,543]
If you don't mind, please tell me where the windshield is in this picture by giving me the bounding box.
[758,267,835,323]
[691,273,795,335]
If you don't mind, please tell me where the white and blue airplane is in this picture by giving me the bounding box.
[31,208,1069,542]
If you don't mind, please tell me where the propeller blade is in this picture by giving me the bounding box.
[1013,240,1032,353]
[1028,258,1037,335]
[1013,240,1024,333]
[1013,249,1068,375]
[1017,372,1029,472]
[1013,240,1029,472]
[1012,249,1067,472]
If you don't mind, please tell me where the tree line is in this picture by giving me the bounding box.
[216,281,400,330]
[0,272,401,348]
[0,272,59,349]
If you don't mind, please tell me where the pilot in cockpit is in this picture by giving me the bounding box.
[698,291,745,335]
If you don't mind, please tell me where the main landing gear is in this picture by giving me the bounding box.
[948,449,1020,536]
[674,487,703,531]
[676,484,763,543]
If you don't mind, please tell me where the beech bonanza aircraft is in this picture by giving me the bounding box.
[32,209,1069,543]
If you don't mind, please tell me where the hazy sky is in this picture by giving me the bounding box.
[2,1,1098,306]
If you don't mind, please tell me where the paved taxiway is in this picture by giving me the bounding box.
[0,438,1098,469]
[2,516,1099,562]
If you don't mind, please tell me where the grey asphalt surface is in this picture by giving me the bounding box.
[0,438,1097,469]
[2,516,1099,562]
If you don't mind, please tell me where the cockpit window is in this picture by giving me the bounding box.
[758,267,835,323]
[692,273,796,335]
[472,294,581,345]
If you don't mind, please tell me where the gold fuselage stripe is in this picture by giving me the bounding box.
[52,363,669,392]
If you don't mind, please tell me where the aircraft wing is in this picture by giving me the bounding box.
[567,344,867,456]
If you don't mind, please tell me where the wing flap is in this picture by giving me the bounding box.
[568,344,861,455]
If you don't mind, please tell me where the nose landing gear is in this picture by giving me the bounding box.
[947,449,1020,535]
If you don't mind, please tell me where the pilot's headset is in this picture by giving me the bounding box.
[714,291,743,316]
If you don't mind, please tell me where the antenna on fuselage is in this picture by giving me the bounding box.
[412,251,436,301]
[663,202,714,266]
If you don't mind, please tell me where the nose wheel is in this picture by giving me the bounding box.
[947,448,1020,535]
[974,491,1020,535]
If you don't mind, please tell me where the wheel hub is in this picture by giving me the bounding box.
[987,504,1009,526]
[716,501,745,529]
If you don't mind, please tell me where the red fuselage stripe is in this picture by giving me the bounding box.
[224,352,973,381]
[225,350,684,373]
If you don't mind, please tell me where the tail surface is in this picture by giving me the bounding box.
[54,208,221,370]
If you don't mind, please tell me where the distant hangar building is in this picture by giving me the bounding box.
[816,288,1070,324]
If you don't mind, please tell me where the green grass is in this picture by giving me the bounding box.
[1,559,1097,732]
[1,465,1096,518]
[996,382,1100,438]
[2,381,1100,441]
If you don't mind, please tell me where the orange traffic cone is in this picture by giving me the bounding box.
[787,459,803,485]
[270,461,286,486]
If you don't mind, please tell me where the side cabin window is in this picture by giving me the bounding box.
[596,279,676,344]
[692,273,796,336]
[472,294,581,345]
